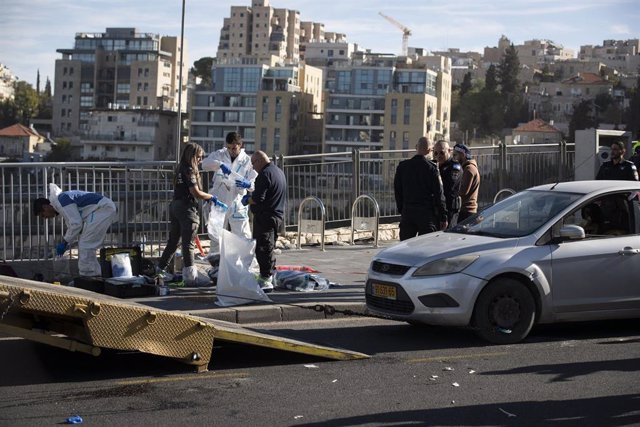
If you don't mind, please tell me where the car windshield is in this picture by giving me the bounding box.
[450,190,582,238]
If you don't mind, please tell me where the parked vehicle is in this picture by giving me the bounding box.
[366,180,640,343]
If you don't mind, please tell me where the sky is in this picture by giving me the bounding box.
[1,0,638,88]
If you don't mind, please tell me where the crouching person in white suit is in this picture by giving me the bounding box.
[34,183,117,277]
[201,132,257,252]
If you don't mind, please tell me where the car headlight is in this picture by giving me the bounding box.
[412,255,479,277]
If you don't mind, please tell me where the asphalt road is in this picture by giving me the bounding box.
[1,317,639,426]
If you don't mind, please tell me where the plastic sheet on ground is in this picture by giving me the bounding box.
[216,229,270,306]
[274,270,330,292]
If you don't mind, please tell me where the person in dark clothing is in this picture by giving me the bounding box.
[434,139,462,227]
[596,141,639,181]
[157,143,221,285]
[394,137,448,241]
[241,150,286,291]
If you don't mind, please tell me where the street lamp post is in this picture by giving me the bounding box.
[175,0,186,164]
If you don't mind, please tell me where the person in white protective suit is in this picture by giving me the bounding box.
[33,183,117,277]
[201,131,257,253]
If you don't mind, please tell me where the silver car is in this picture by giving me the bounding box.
[366,180,640,344]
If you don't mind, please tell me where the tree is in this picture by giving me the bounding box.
[191,57,215,87]
[12,81,39,124]
[45,139,74,161]
[484,65,498,93]
[36,78,53,119]
[498,44,521,96]
[568,99,598,143]
[625,74,640,139]
[459,72,472,98]
[497,44,527,128]
[0,99,18,128]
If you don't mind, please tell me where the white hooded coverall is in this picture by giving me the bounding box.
[201,148,257,251]
[48,183,117,277]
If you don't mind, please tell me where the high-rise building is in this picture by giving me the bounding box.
[190,57,323,155]
[195,0,451,158]
[53,27,188,138]
[324,53,452,154]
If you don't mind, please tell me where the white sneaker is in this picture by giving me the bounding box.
[154,268,174,282]
[257,275,274,293]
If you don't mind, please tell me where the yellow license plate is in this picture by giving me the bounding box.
[372,283,397,300]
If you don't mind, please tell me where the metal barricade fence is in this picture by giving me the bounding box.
[0,142,574,262]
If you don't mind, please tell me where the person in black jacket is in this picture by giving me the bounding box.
[596,141,639,181]
[241,150,286,291]
[434,139,461,227]
[394,137,448,241]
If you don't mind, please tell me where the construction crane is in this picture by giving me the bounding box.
[378,12,412,57]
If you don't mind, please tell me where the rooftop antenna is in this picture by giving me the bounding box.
[378,12,412,57]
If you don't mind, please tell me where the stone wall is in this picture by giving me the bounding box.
[276,223,400,249]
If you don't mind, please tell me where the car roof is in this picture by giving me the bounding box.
[529,180,640,194]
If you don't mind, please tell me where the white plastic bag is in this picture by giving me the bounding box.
[216,229,270,307]
[207,204,227,254]
[111,253,133,278]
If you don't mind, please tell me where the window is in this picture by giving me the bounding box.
[402,131,410,149]
[560,193,636,238]
[403,99,411,125]
[389,131,396,150]
[273,128,281,153]
[390,99,397,125]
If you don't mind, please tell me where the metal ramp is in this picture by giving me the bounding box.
[0,277,368,372]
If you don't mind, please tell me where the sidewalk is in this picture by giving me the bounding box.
[132,241,395,324]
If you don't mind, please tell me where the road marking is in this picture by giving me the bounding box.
[115,372,249,385]
[407,351,508,363]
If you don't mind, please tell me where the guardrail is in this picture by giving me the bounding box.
[0,142,574,262]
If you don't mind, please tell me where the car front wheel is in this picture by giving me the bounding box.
[472,278,536,344]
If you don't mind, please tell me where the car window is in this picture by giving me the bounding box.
[559,192,638,238]
[451,190,582,238]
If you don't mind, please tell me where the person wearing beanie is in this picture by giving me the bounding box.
[452,143,481,222]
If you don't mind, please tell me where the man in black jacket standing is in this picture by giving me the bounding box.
[596,141,639,181]
[394,137,448,241]
[242,151,286,291]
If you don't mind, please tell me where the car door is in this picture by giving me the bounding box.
[548,192,640,316]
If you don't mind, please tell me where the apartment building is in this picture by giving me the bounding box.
[324,54,451,154]
[217,0,324,64]
[198,0,451,158]
[579,39,640,76]
[527,72,612,133]
[190,58,323,156]
[53,27,188,138]
[81,109,177,161]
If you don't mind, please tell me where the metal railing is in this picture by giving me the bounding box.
[0,142,574,262]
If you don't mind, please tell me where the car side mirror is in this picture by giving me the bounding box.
[558,224,586,241]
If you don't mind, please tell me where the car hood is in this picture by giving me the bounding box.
[374,232,520,267]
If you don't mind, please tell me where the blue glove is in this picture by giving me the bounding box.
[241,194,251,206]
[235,178,251,189]
[55,240,68,256]
[208,196,228,211]
[219,163,231,175]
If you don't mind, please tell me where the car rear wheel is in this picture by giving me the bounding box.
[473,278,535,344]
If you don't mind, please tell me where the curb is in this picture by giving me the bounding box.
[183,302,368,324]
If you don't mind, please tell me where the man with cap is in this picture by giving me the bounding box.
[394,137,448,240]
[596,141,639,181]
[452,143,481,223]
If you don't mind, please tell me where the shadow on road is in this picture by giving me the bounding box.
[296,394,640,426]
